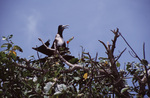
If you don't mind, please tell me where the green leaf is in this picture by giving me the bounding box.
[131,69,136,75]
[141,59,148,65]
[13,45,23,52]
[30,55,34,58]
[74,77,80,81]
[69,58,78,64]
[11,52,17,60]
[2,36,6,40]
[54,91,62,95]
[0,52,6,58]
[121,87,129,94]
[2,43,9,46]
[116,61,120,67]
[1,44,7,48]
[44,82,54,93]
[67,37,74,44]
[7,43,12,50]
[126,63,131,71]
[84,56,89,59]
[57,84,67,91]
[77,93,84,97]
[98,57,108,60]
[35,83,40,91]
[8,34,13,39]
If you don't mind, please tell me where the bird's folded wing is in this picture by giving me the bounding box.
[32,40,54,56]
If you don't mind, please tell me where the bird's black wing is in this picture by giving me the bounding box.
[32,40,54,56]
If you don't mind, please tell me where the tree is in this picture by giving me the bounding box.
[0,29,149,98]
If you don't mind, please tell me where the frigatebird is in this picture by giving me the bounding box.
[51,25,68,49]
[32,25,74,60]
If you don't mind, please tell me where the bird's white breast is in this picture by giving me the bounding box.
[55,34,65,46]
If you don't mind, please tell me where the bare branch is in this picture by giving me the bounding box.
[98,29,130,97]
[115,48,126,62]
[38,38,55,51]
[36,45,43,67]
[143,42,145,59]
[97,63,112,75]
[38,38,89,72]
[95,52,98,62]
[98,40,108,51]
[129,51,137,58]
[111,28,120,54]
[119,33,141,61]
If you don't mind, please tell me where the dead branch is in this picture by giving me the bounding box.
[98,29,130,97]
[98,40,108,51]
[38,38,90,72]
[111,28,120,54]
[115,48,127,63]
[143,42,145,59]
[119,33,150,93]
[119,33,141,62]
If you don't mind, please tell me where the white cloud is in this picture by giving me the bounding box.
[26,10,41,42]
[23,10,43,54]
[27,15,37,33]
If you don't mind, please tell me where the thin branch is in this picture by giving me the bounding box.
[95,52,98,62]
[78,77,92,94]
[111,28,120,54]
[119,33,141,61]
[60,66,84,73]
[143,42,145,59]
[128,51,137,58]
[36,45,43,68]
[119,33,150,91]
[99,30,130,97]
[143,62,150,91]
[36,45,41,60]
[97,63,112,75]
[142,42,150,91]
[38,38,55,51]
[38,38,89,73]
[98,40,108,51]
[39,38,112,74]
[115,48,127,62]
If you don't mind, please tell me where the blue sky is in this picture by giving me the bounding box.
[0,0,150,64]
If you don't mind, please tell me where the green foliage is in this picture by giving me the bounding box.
[0,34,149,98]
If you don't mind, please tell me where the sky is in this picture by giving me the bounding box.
[0,0,150,65]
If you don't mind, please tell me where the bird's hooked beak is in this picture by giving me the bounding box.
[62,25,69,29]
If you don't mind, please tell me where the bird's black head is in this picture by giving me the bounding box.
[58,25,69,36]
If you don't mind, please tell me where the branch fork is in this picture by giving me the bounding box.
[38,38,88,72]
